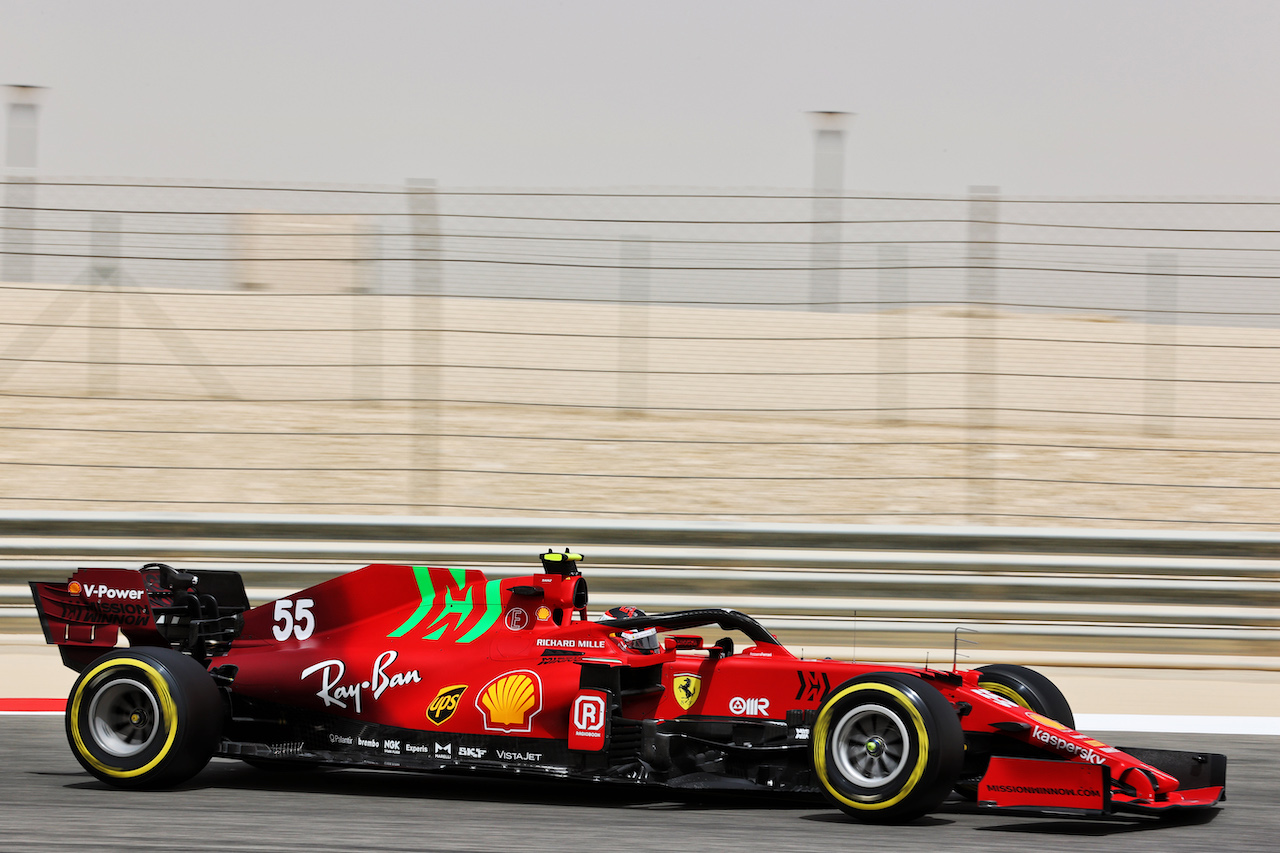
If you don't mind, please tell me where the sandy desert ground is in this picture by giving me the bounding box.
[1,282,1278,528]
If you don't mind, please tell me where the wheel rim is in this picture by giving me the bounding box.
[978,680,1033,711]
[831,702,910,788]
[87,677,161,758]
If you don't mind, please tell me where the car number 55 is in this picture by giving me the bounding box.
[272,598,316,641]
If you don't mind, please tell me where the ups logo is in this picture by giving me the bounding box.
[426,684,467,726]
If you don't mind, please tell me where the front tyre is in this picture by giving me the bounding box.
[976,663,1074,728]
[811,673,964,823]
[954,663,1078,800]
[66,647,223,789]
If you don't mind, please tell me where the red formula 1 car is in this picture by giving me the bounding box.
[30,551,1226,823]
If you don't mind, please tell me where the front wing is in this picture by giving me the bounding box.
[978,753,1224,816]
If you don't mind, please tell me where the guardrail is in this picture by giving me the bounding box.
[2,512,1278,668]
[4,511,1280,557]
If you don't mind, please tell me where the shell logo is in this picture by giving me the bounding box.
[476,670,542,733]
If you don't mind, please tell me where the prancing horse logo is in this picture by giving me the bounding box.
[674,674,701,711]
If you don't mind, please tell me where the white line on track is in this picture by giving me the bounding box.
[1076,714,1280,735]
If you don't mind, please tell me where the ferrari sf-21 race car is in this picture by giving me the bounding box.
[30,551,1226,823]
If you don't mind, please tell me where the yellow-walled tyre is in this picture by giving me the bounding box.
[976,664,1074,729]
[811,673,963,823]
[954,664,1077,800]
[65,647,223,789]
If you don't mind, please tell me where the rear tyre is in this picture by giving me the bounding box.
[976,664,1074,728]
[811,672,964,823]
[66,647,223,789]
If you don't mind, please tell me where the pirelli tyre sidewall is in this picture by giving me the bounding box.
[66,647,223,789]
[975,663,1075,729]
[812,672,964,823]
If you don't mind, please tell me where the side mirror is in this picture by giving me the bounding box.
[663,634,704,652]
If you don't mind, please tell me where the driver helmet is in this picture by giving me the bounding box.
[619,627,660,654]
[600,606,659,653]
[602,605,645,620]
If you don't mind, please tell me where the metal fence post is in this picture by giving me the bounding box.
[618,235,650,415]
[3,86,44,284]
[407,179,441,514]
[877,244,908,426]
[89,213,121,397]
[354,222,382,408]
[809,112,848,312]
[966,186,1000,522]
[1146,253,1178,437]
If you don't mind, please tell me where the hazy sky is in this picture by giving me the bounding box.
[3,0,1279,195]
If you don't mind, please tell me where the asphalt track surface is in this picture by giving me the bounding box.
[1,717,1274,853]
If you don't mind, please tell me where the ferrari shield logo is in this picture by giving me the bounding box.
[673,674,701,710]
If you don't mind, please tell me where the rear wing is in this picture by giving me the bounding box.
[30,562,250,671]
